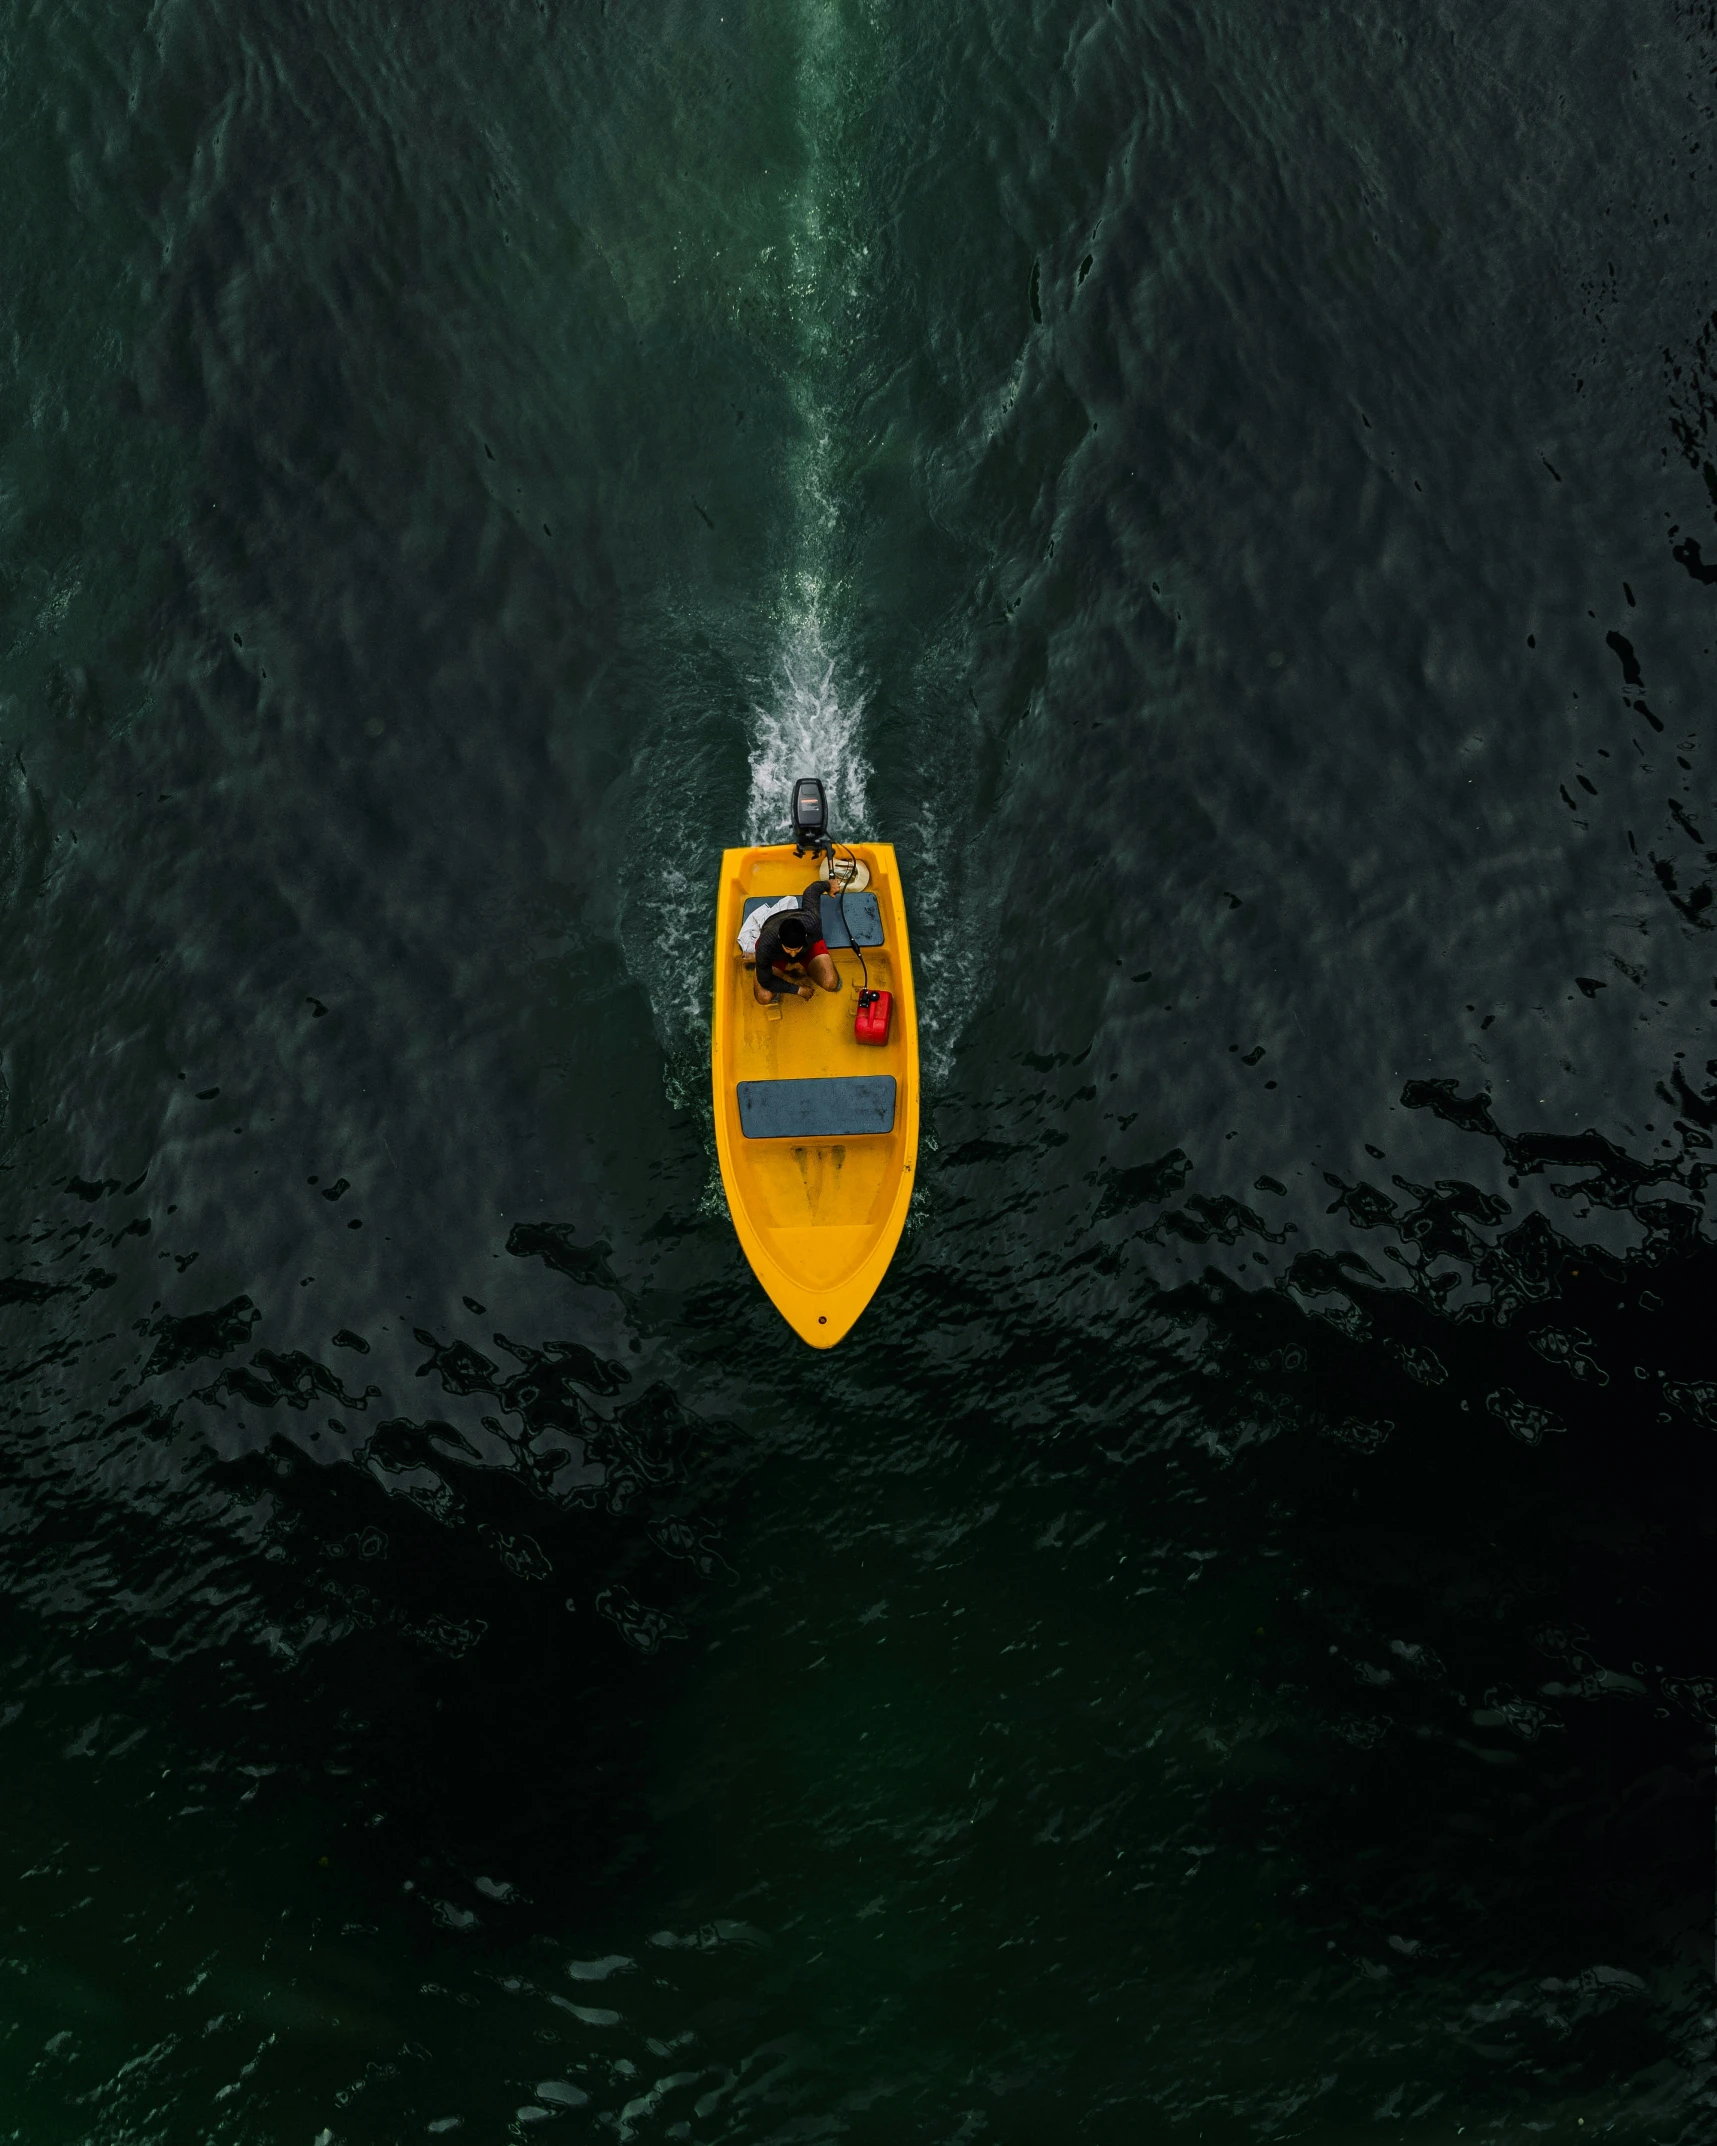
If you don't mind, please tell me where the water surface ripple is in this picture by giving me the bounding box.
[0,1,1711,2139]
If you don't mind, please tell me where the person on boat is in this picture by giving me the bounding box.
[750,880,841,1005]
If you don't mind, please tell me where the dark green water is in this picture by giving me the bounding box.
[1,0,1712,2137]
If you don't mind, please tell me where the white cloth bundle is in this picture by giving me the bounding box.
[736,894,800,957]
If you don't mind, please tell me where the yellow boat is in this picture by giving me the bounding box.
[710,838,918,1348]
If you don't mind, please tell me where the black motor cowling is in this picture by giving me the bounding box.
[791,776,828,852]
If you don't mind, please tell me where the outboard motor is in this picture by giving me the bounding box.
[791,776,828,856]
[790,774,869,888]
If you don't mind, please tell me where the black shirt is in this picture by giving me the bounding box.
[754,881,829,998]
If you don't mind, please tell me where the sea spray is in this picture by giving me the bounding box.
[744,594,870,847]
[736,0,886,840]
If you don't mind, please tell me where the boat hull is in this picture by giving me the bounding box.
[710,843,919,1347]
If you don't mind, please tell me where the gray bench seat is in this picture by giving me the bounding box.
[738,1076,896,1139]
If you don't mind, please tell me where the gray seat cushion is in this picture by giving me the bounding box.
[738,1076,897,1139]
[742,891,883,949]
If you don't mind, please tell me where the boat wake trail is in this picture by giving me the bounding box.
[741,0,875,846]
[745,594,869,847]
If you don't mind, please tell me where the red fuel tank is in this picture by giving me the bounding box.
[854,989,893,1046]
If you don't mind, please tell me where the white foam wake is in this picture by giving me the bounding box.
[740,0,876,846]
[745,589,869,846]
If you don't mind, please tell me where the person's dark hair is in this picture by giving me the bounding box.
[776,914,810,952]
